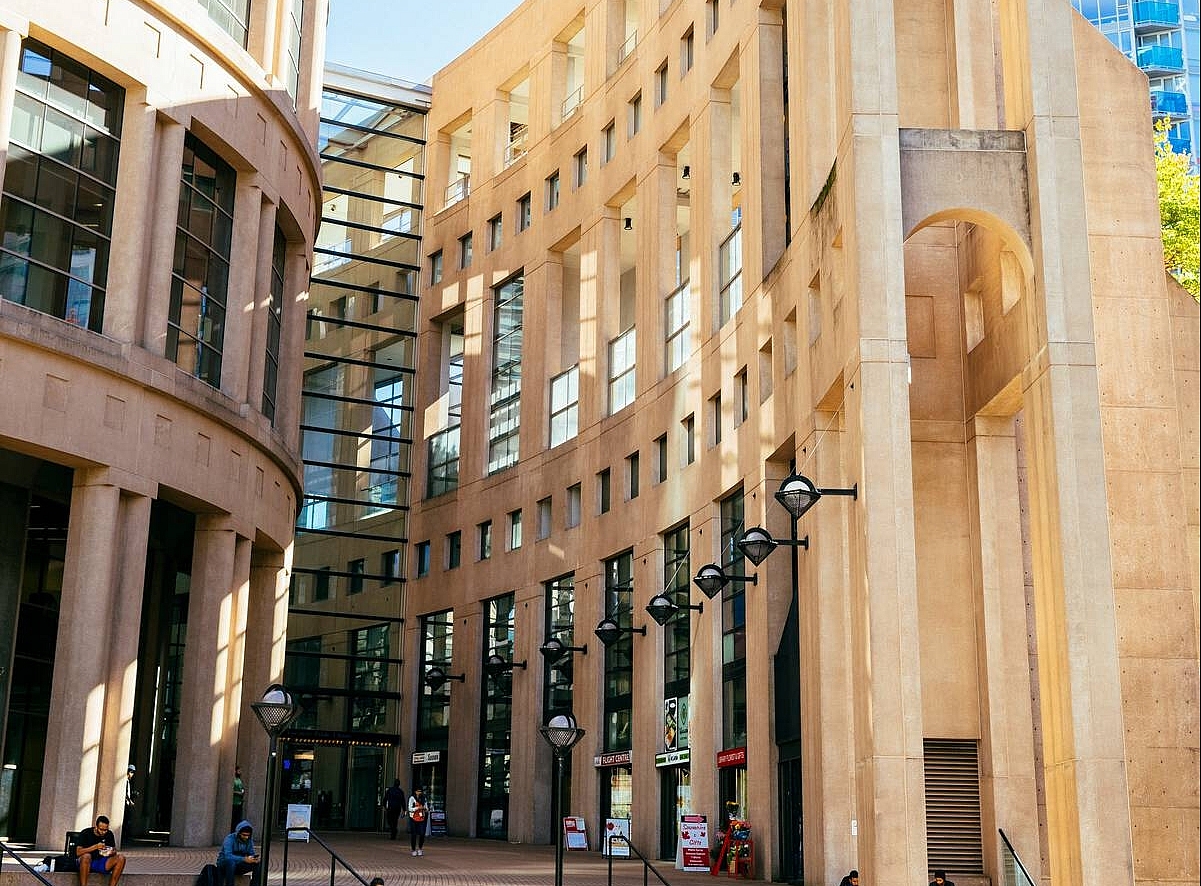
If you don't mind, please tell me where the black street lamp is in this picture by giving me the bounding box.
[773,472,858,521]
[483,653,528,678]
[644,592,704,626]
[593,617,647,647]
[692,563,759,599]
[250,684,300,884]
[538,637,588,661]
[424,665,465,691]
[538,714,586,886]
[736,526,809,566]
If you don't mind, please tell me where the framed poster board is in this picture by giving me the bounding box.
[603,818,631,856]
[285,804,311,841]
[678,814,709,872]
[563,816,588,850]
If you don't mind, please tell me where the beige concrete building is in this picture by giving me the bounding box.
[0,0,323,848]
[399,1,1200,885]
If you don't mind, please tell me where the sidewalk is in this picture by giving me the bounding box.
[6,832,737,886]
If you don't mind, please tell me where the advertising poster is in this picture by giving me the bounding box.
[602,818,631,856]
[429,809,447,836]
[678,814,709,872]
[563,816,588,850]
[663,698,678,751]
[285,804,311,841]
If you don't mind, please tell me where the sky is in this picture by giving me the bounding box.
[324,0,522,85]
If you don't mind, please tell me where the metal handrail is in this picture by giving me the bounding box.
[0,839,56,886]
[605,834,673,886]
[998,828,1037,886]
[281,828,378,886]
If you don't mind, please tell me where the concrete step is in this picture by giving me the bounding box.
[1,875,201,886]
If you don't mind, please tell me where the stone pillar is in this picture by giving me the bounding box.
[741,5,787,283]
[222,181,265,402]
[581,210,621,419]
[692,91,732,341]
[172,516,249,845]
[0,25,25,185]
[947,0,1001,129]
[38,472,152,846]
[143,118,187,357]
[245,197,279,416]
[967,417,1040,870]
[636,160,677,380]
[273,241,311,452]
[246,0,281,82]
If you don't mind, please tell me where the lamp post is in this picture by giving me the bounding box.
[250,684,300,884]
[593,617,647,647]
[692,563,758,599]
[538,714,585,886]
[424,665,465,691]
[644,592,704,626]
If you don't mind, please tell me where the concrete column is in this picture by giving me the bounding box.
[742,6,787,283]
[967,417,1040,871]
[636,160,677,383]
[172,516,241,845]
[104,95,157,344]
[0,25,25,185]
[693,92,732,340]
[246,197,279,417]
[947,0,1001,129]
[246,0,281,83]
[295,0,326,134]
[143,118,187,357]
[581,209,620,419]
[222,181,265,402]
[273,241,310,452]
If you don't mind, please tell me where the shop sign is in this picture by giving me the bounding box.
[716,746,747,768]
[603,818,631,856]
[677,815,710,872]
[411,751,442,764]
[655,749,691,767]
[594,750,632,767]
[563,816,588,850]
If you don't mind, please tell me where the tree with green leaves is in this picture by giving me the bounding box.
[1154,119,1200,301]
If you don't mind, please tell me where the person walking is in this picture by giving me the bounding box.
[383,780,406,840]
[407,786,428,856]
[123,766,138,840]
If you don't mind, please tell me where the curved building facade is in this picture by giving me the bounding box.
[402,1,1199,885]
[0,0,322,847]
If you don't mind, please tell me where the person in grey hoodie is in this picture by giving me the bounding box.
[216,821,260,886]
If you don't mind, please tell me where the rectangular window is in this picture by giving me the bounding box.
[381,549,401,585]
[735,367,748,426]
[168,134,236,387]
[348,558,365,594]
[314,566,331,601]
[478,520,493,560]
[573,147,588,187]
[546,171,561,211]
[418,610,454,744]
[199,0,251,47]
[446,530,462,569]
[479,594,517,837]
[662,523,692,700]
[681,27,695,73]
[626,452,639,499]
[2,40,125,333]
[603,120,617,162]
[550,365,580,447]
[537,497,552,540]
[262,227,286,421]
[655,434,668,483]
[655,61,669,106]
[710,392,722,446]
[459,231,473,269]
[665,280,691,372]
[427,426,461,498]
[719,224,743,324]
[683,414,696,464]
[707,0,719,37]
[488,214,503,251]
[720,489,747,749]
[430,250,443,283]
[282,0,304,102]
[628,92,642,137]
[608,327,636,414]
[489,275,524,473]
[603,551,635,751]
[567,483,582,528]
[598,469,611,514]
[415,541,431,578]
[508,509,523,550]
[543,574,577,719]
[518,192,532,231]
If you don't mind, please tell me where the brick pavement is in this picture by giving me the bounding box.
[5,832,742,886]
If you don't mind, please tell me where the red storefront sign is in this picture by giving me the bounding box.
[716,746,747,768]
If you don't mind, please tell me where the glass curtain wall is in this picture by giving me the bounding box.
[488,274,524,473]
[478,594,516,838]
[719,490,749,824]
[602,552,635,821]
[286,81,427,828]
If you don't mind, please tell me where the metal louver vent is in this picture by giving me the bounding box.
[923,738,984,874]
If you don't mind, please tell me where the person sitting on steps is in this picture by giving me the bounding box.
[76,815,126,886]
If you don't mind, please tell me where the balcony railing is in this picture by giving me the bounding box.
[1136,44,1185,73]
[618,30,637,63]
[562,86,583,121]
[1168,135,1193,155]
[1151,89,1189,116]
[445,175,470,206]
[504,125,528,167]
[1133,0,1180,31]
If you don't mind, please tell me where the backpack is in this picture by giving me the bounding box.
[197,863,219,886]
[410,805,426,823]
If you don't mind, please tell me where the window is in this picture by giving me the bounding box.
[662,524,692,701]
[665,280,691,372]
[544,574,578,719]
[479,594,517,838]
[1,40,124,333]
[488,214,503,251]
[655,61,669,106]
[478,521,493,560]
[348,558,365,594]
[459,231,473,269]
[314,567,331,601]
[546,171,561,211]
[415,541,431,578]
[710,392,722,445]
[598,469,612,514]
[168,134,236,387]
[719,224,743,324]
[418,610,455,743]
[626,452,639,500]
[681,27,695,73]
[683,414,696,464]
[608,328,636,414]
[517,192,532,231]
[489,275,524,473]
[720,490,747,748]
[707,0,719,37]
[537,497,552,540]
[567,483,582,528]
[430,250,443,283]
[573,147,588,187]
[427,424,461,498]
[628,92,642,137]
[262,228,286,421]
[447,530,462,569]
[198,0,251,46]
[508,509,523,550]
[603,120,617,162]
[735,367,748,426]
[381,549,401,585]
[655,434,668,482]
[602,551,635,751]
[550,365,580,447]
